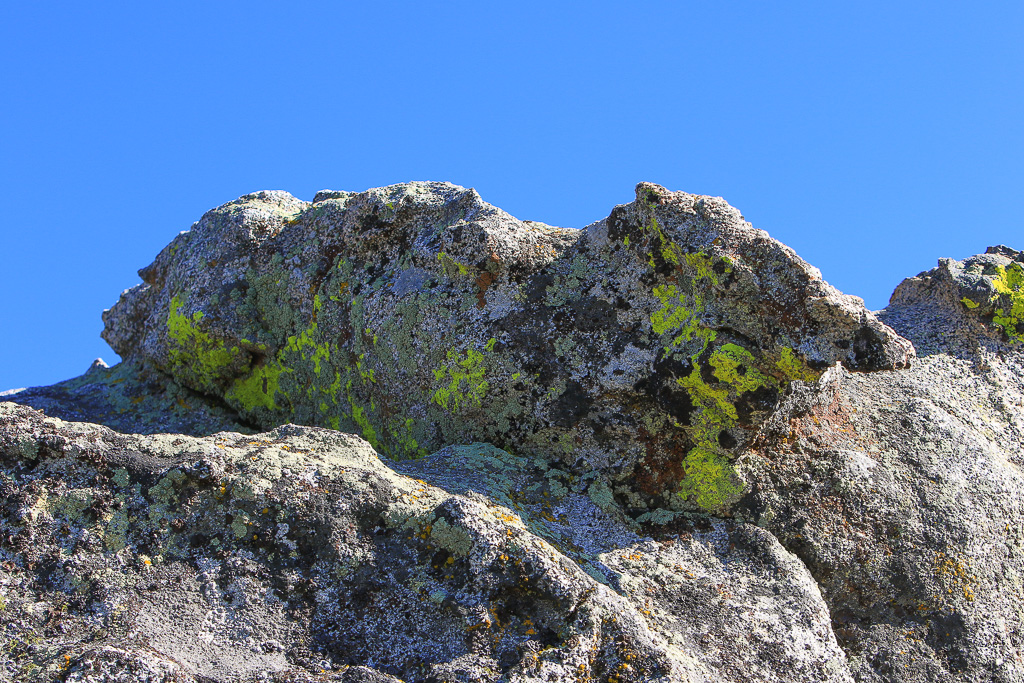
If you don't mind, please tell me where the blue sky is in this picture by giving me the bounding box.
[2,1,1021,389]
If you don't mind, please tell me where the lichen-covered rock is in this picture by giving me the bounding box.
[98,182,913,512]
[730,249,1024,682]
[0,402,850,682]
[7,182,1022,682]
[4,359,251,436]
[881,245,1024,355]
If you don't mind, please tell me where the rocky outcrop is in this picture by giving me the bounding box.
[97,182,913,512]
[2,182,1022,682]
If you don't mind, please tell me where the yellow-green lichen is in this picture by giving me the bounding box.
[651,284,697,345]
[437,251,471,278]
[710,343,770,394]
[641,236,745,509]
[960,296,980,310]
[432,338,497,412]
[349,401,380,451]
[677,446,744,510]
[991,263,1024,343]
[167,295,245,391]
[637,211,784,510]
[225,295,339,414]
[227,362,286,411]
[775,347,820,383]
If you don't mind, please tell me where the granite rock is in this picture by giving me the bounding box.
[97,182,913,512]
[3,184,1021,682]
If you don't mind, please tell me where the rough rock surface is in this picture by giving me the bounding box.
[97,182,913,512]
[0,404,848,682]
[2,182,1022,682]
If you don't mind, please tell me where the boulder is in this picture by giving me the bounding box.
[98,182,913,512]
[0,403,848,682]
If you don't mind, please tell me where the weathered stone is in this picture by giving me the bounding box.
[4,183,1022,682]
[97,182,913,513]
[0,403,848,682]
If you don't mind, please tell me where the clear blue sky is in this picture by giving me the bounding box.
[2,2,1021,390]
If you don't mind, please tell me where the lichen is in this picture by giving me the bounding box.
[710,344,770,393]
[775,347,820,383]
[228,362,286,411]
[167,294,246,393]
[676,447,743,510]
[637,223,747,509]
[437,251,471,278]
[432,338,497,412]
[148,469,186,505]
[650,284,702,351]
[991,262,1024,343]
[429,517,474,556]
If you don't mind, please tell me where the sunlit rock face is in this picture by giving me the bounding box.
[98,181,912,513]
[4,182,1022,682]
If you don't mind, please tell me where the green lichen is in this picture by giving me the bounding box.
[390,417,427,459]
[46,489,93,520]
[148,469,186,505]
[226,295,340,415]
[640,232,745,509]
[103,504,130,552]
[437,251,471,278]
[429,517,474,556]
[111,469,130,488]
[349,401,380,451]
[677,447,743,509]
[775,347,820,382]
[637,208,784,510]
[961,296,980,310]
[650,284,698,347]
[231,511,251,538]
[991,263,1024,343]
[674,366,745,510]
[228,362,286,411]
[432,338,497,412]
[167,295,245,392]
[710,343,770,394]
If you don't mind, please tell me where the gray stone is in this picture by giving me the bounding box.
[3,183,1022,682]
[97,181,913,513]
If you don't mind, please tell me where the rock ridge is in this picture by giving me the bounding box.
[97,181,913,513]
[2,182,1022,682]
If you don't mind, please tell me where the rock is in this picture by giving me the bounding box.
[97,181,913,513]
[3,182,1022,682]
[879,246,1024,357]
[0,402,848,682]
[7,359,251,436]
[735,248,1024,682]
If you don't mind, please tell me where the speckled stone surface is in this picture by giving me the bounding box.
[2,184,1022,682]
[94,181,912,512]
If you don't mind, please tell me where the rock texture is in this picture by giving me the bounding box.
[2,183,1022,682]
[97,182,913,512]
